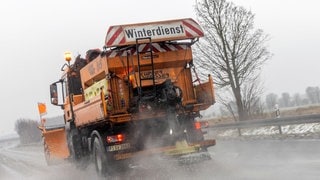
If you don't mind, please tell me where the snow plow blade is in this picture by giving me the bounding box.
[41,127,70,165]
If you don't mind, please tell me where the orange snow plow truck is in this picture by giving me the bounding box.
[41,18,216,175]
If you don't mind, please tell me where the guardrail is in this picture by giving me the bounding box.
[209,114,320,135]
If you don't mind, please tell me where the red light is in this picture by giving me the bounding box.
[117,134,124,142]
[194,122,201,130]
[106,136,112,143]
[106,134,125,143]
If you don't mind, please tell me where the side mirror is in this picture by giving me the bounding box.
[50,83,59,105]
[50,81,64,108]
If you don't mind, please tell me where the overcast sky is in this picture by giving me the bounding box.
[1,0,319,134]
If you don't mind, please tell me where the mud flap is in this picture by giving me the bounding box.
[42,127,70,165]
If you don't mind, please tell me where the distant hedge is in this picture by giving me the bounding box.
[15,119,41,144]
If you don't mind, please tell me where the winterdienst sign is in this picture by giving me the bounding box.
[105,18,204,47]
[124,23,185,41]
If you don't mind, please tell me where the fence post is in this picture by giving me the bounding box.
[237,128,241,136]
[278,125,282,134]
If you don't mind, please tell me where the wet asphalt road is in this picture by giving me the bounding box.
[1,137,320,180]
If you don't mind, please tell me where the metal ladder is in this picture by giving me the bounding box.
[135,37,156,100]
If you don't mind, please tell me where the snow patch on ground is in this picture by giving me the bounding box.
[209,123,320,140]
[282,123,320,134]
[241,126,280,136]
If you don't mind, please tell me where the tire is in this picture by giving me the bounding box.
[67,128,82,160]
[93,137,108,176]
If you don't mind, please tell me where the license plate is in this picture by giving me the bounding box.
[107,143,130,152]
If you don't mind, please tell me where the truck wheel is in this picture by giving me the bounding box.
[93,137,107,176]
[68,129,82,161]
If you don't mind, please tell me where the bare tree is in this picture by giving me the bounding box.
[292,93,302,107]
[280,92,291,107]
[242,77,265,118]
[218,77,264,121]
[216,88,237,120]
[15,118,41,144]
[194,0,271,120]
[306,86,320,104]
[265,93,278,110]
